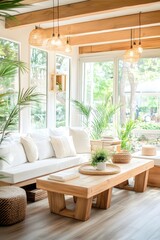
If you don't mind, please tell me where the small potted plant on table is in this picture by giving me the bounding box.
[91,149,109,171]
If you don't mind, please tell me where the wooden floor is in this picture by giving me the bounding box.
[1,187,160,240]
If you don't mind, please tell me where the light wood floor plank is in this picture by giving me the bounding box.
[1,187,160,240]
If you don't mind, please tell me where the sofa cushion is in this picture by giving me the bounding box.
[0,154,90,184]
[0,152,14,170]
[29,128,50,140]
[21,136,38,162]
[36,139,55,160]
[29,130,55,159]
[0,142,27,170]
[69,127,91,153]
[49,127,69,137]
[50,135,76,158]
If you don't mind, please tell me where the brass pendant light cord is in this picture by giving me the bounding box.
[139,12,142,45]
[52,0,55,37]
[57,0,60,37]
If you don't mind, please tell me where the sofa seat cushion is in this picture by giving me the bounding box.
[0,154,90,184]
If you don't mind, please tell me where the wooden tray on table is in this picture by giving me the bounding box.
[79,163,121,175]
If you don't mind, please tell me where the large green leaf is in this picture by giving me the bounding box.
[0,86,44,144]
[72,99,92,127]
[72,93,120,139]
[0,0,27,18]
[0,59,28,79]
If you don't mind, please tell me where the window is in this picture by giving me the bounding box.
[79,59,115,139]
[30,47,48,129]
[0,38,19,131]
[118,58,160,129]
[55,54,70,127]
[83,61,114,106]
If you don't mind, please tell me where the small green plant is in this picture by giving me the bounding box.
[91,149,109,167]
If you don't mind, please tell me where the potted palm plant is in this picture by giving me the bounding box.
[112,119,136,163]
[91,149,109,170]
[72,93,120,140]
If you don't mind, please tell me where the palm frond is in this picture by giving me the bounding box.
[0,86,45,144]
[118,119,136,151]
[0,0,27,18]
[0,59,28,78]
[72,95,120,139]
[72,99,92,127]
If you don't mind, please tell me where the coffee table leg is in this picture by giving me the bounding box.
[74,197,93,221]
[48,191,66,213]
[134,170,149,192]
[94,188,112,209]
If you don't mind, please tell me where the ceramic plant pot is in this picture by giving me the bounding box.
[96,162,106,171]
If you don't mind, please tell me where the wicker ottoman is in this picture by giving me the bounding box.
[0,186,27,226]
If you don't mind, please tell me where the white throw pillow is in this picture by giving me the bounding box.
[69,127,91,153]
[29,129,50,141]
[0,142,27,170]
[0,152,14,170]
[29,132,55,159]
[36,139,55,160]
[49,127,69,137]
[50,136,76,158]
[21,136,38,162]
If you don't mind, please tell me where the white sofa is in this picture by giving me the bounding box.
[0,128,91,186]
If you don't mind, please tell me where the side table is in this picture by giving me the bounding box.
[90,139,121,153]
[0,186,27,226]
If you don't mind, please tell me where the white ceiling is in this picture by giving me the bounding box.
[9,0,160,29]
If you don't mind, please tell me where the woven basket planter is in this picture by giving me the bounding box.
[112,151,131,163]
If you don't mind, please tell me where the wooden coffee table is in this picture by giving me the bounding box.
[36,158,154,221]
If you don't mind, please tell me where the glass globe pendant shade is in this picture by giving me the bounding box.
[45,33,58,50]
[123,48,140,63]
[65,38,72,53]
[137,44,143,54]
[29,26,46,46]
[55,34,63,46]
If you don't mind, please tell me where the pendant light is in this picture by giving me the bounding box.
[137,12,143,54]
[123,29,140,63]
[65,37,72,53]
[29,26,46,46]
[56,0,63,46]
[46,0,57,50]
[46,0,64,50]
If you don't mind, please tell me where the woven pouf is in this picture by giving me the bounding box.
[0,186,27,226]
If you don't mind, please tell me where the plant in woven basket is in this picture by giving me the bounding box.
[91,149,109,170]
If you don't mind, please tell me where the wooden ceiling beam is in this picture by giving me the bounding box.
[79,38,160,54]
[5,0,160,28]
[43,10,160,38]
[70,26,160,46]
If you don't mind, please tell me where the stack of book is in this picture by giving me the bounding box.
[101,136,121,145]
[48,169,80,182]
